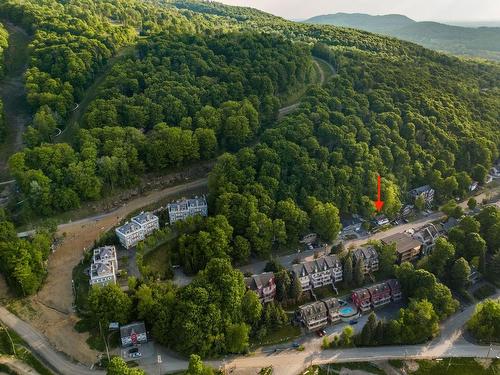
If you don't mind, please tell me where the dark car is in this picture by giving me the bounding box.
[349,320,358,325]
[128,347,139,354]
[292,342,300,348]
[320,329,327,336]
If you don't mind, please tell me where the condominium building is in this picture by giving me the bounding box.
[367,282,392,308]
[292,255,343,292]
[381,232,422,263]
[322,297,341,324]
[351,288,372,313]
[409,185,435,206]
[115,221,144,249]
[167,196,208,224]
[115,211,159,249]
[352,246,379,275]
[296,301,328,331]
[132,211,159,236]
[412,223,440,255]
[89,246,118,287]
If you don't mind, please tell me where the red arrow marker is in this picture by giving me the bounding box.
[374,174,384,212]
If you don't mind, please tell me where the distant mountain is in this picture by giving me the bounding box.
[304,13,500,61]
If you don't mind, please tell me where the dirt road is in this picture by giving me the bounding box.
[11,177,207,365]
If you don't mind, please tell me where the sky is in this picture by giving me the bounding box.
[218,0,500,22]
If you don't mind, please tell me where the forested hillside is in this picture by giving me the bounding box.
[0,22,7,141]
[305,13,500,61]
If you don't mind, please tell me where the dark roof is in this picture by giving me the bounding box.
[386,279,401,292]
[245,272,274,290]
[353,246,377,261]
[321,297,340,310]
[409,185,433,196]
[381,232,422,254]
[352,288,370,300]
[298,301,327,319]
[120,322,146,338]
[292,255,341,277]
[367,282,391,295]
[442,217,459,233]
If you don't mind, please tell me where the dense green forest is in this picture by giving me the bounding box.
[305,13,500,61]
[0,22,7,141]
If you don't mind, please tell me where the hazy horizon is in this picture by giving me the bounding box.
[218,0,500,23]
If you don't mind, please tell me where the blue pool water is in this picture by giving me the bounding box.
[339,306,354,315]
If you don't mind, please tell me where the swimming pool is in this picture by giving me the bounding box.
[339,306,354,315]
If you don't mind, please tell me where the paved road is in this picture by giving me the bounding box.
[223,293,500,375]
[0,307,105,375]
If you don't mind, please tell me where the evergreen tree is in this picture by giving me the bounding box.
[354,257,365,287]
[343,256,353,285]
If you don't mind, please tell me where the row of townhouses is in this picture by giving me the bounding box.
[89,246,118,287]
[115,211,160,249]
[351,279,402,313]
[167,196,208,224]
[292,255,343,292]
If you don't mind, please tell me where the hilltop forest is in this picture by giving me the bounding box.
[0,0,498,362]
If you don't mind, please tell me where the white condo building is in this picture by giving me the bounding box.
[115,211,159,249]
[167,196,208,223]
[89,246,118,287]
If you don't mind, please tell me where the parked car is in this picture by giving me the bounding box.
[320,329,327,336]
[349,320,358,325]
[129,352,142,358]
[128,347,138,354]
[292,342,300,348]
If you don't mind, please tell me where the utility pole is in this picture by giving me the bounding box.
[0,322,16,356]
[98,320,110,361]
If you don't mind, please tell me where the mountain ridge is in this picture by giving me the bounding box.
[304,12,500,61]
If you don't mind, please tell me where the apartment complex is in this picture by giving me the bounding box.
[89,246,118,287]
[381,232,422,263]
[167,196,208,224]
[352,246,379,275]
[351,279,402,313]
[115,211,159,249]
[292,255,343,292]
[244,272,276,303]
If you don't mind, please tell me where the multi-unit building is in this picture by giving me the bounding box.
[366,282,392,308]
[115,211,159,249]
[322,297,341,324]
[412,223,440,255]
[386,279,402,301]
[292,255,343,292]
[352,246,379,275]
[351,288,372,313]
[352,279,403,313]
[116,221,144,249]
[167,196,208,224]
[409,185,435,207]
[132,211,159,236]
[296,301,329,331]
[244,272,276,303]
[381,232,422,263]
[89,246,118,287]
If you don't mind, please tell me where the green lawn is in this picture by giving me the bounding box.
[250,324,301,348]
[143,240,173,279]
[413,358,499,374]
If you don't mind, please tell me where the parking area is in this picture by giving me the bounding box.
[121,341,155,362]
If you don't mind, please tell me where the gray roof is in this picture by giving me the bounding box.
[245,272,274,290]
[116,221,141,235]
[132,211,157,224]
[353,246,377,261]
[292,255,341,277]
[168,196,207,212]
[298,301,328,319]
[93,246,116,262]
[91,262,113,277]
[442,217,459,233]
[381,232,422,254]
[409,185,433,196]
[321,297,340,311]
[386,279,401,293]
[367,281,391,296]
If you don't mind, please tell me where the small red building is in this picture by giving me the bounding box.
[351,288,371,313]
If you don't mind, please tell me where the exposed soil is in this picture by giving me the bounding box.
[10,177,208,365]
